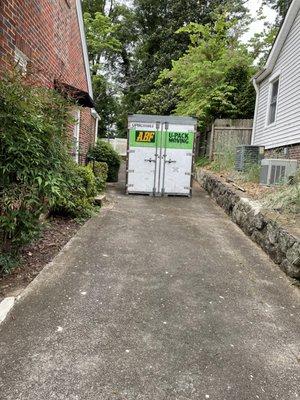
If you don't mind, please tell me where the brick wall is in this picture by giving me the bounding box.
[265,143,300,162]
[0,0,95,163]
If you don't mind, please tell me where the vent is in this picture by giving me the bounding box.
[235,145,265,172]
[260,159,298,185]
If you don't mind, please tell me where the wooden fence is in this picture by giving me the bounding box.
[196,119,253,160]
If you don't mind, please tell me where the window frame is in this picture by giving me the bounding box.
[72,110,81,164]
[14,48,28,74]
[266,73,281,127]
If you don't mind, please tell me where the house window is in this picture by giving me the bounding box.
[268,78,279,125]
[72,110,81,164]
[14,48,28,74]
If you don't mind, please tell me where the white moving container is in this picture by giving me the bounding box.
[126,114,197,197]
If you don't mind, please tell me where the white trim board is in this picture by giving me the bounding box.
[254,0,300,83]
[75,0,93,98]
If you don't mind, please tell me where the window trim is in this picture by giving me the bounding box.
[73,110,81,164]
[266,72,281,128]
[14,48,28,74]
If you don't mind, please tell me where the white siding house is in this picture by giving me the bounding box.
[252,0,300,160]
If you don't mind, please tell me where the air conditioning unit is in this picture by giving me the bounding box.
[235,145,265,172]
[260,159,299,185]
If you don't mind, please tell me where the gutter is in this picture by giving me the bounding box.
[251,77,260,145]
[91,109,100,143]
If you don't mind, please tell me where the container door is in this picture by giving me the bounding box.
[127,128,160,194]
[160,127,195,196]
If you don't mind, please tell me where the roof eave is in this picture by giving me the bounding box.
[254,0,300,84]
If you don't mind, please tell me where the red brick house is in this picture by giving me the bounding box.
[0,0,99,164]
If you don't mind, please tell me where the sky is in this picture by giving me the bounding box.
[243,0,277,42]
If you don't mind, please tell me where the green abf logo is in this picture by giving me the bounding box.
[135,131,156,143]
[169,132,189,144]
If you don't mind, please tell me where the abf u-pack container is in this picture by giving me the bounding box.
[126,114,197,197]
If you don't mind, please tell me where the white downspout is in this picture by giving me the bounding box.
[252,77,259,145]
[95,116,99,144]
[91,108,100,144]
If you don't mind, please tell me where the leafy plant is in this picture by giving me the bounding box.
[89,161,108,192]
[51,162,97,218]
[87,140,121,182]
[0,70,99,271]
[0,69,73,250]
[158,14,256,128]
[77,165,97,198]
[0,252,19,275]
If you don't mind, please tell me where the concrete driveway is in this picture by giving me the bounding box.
[0,174,299,400]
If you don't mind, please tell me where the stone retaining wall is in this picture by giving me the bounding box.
[195,169,300,279]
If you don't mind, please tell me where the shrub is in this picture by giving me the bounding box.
[77,165,97,198]
[0,70,98,263]
[0,69,73,251]
[51,162,96,218]
[88,161,108,193]
[87,141,121,182]
[0,252,19,275]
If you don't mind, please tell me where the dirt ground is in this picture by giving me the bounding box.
[0,217,82,299]
[205,168,300,239]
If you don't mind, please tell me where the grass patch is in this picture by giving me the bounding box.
[195,156,210,168]
[263,183,300,215]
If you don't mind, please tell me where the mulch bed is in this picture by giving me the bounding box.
[0,217,83,299]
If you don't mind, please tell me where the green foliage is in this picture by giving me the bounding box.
[263,180,300,215]
[0,70,99,262]
[84,11,122,71]
[249,19,278,66]
[131,0,249,112]
[77,165,98,198]
[211,145,236,173]
[82,0,251,137]
[82,0,106,15]
[264,0,292,21]
[0,70,72,250]
[195,157,210,168]
[240,164,261,184]
[138,77,179,116]
[0,252,19,275]
[88,161,108,192]
[159,14,256,128]
[52,162,96,219]
[88,141,121,182]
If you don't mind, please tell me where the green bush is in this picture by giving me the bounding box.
[0,70,73,250]
[0,70,98,263]
[88,161,108,193]
[51,163,96,218]
[0,252,19,275]
[87,141,121,182]
[77,165,97,198]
